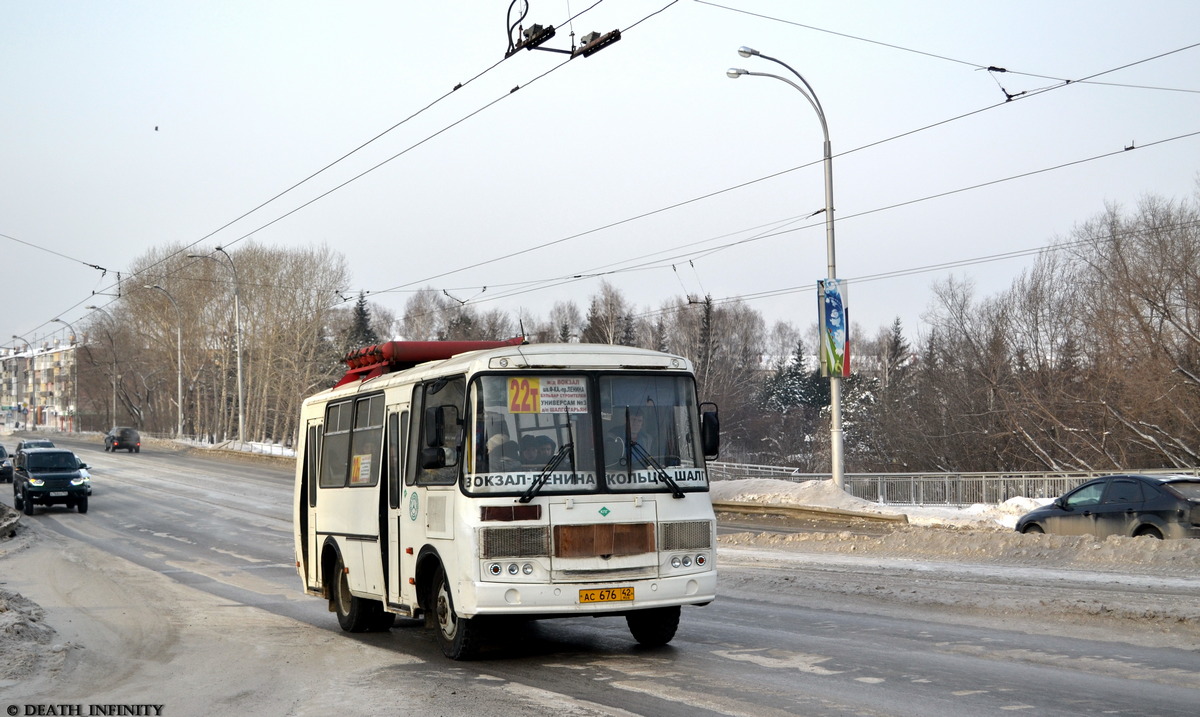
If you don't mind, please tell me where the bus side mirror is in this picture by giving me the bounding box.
[424,406,446,448]
[422,405,461,468]
[421,446,453,470]
[699,402,719,460]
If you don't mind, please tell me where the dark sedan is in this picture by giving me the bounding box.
[1016,474,1200,539]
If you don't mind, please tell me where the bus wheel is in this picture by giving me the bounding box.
[626,606,680,647]
[430,566,481,659]
[331,554,387,632]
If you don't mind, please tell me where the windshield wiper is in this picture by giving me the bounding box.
[629,442,685,499]
[518,442,573,503]
[621,407,683,499]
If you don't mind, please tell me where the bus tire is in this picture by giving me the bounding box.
[430,565,481,659]
[626,606,680,647]
[331,554,387,633]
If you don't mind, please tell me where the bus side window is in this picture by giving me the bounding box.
[405,386,423,487]
[306,423,320,507]
[348,395,385,487]
[387,411,407,509]
[319,401,354,488]
[411,377,465,486]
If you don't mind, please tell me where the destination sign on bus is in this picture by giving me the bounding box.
[507,376,588,414]
[464,468,707,494]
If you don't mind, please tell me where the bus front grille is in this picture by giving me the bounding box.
[659,520,712,550]
[480,526,550,558]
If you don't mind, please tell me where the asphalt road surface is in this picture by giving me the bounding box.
[2,434,1198,716]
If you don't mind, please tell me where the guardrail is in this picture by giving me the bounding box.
[707,461,1200,506]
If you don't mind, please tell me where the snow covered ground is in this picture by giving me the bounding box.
[712,477,1200,577]
[711,476,1046,530]
[4,475,1200,710]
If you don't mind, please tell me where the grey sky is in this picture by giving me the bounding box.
[3,0,1197,352]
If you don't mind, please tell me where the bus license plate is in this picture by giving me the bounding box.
[579,587,634,604]
[49,491,68,497]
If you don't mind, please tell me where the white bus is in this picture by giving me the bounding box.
[293,339,720,659]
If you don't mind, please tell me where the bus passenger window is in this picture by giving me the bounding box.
[319,401,353,488]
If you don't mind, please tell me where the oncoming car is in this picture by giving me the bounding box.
[1016,474,1200,540]
[0,445,11,482]
[15,438,55,453]
[12,447,90,515]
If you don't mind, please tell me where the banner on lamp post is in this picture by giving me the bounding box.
[818,279,850,378]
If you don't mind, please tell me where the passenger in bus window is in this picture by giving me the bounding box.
[520,435,555,467]
[487,434,522,471]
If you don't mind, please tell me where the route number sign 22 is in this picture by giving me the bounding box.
[507,377,588,414]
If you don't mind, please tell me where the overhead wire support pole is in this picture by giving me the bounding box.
[145,285,184,439]
[85,305,120,426]
[51,318,81,433]
[189,248,245,444]
[728,46,845,491]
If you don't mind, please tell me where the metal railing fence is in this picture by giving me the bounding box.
[707,461,1200,506]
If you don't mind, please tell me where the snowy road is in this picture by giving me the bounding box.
[2,436,1199,716]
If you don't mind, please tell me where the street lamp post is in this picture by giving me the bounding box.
[728,46,845,490]
[52,318,80,433]
[85,305,120,427]
[189,247,244,444]
[146,285,184,439]
[11,336,35,431]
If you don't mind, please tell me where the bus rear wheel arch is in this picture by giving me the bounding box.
[325,546,394,633]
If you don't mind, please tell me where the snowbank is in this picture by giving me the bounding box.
[711,477,1052,529]
[713,477,1200,574]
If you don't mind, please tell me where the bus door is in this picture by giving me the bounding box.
[385,407,411,610]
[397,377,466,608]
[302,418,322,589]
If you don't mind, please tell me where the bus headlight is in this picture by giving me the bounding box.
[488,563,503,576]
[522,563,534,575]
[671,556,682,568]
[507,563,520,575]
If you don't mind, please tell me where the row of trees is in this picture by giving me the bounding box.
[73,192,1200,472]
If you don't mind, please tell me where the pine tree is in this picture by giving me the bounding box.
[345,292,379,350]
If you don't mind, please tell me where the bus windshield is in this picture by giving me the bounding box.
[464,373,707,497]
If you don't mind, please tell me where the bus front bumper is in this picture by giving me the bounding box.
[463,570,717,617]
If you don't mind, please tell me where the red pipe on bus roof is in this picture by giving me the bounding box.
[334,337,525,387]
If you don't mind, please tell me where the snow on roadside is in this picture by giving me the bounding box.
[710,476,1048,529]
[711,477,1200,575]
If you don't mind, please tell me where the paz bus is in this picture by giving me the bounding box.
[293,339,720,659]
